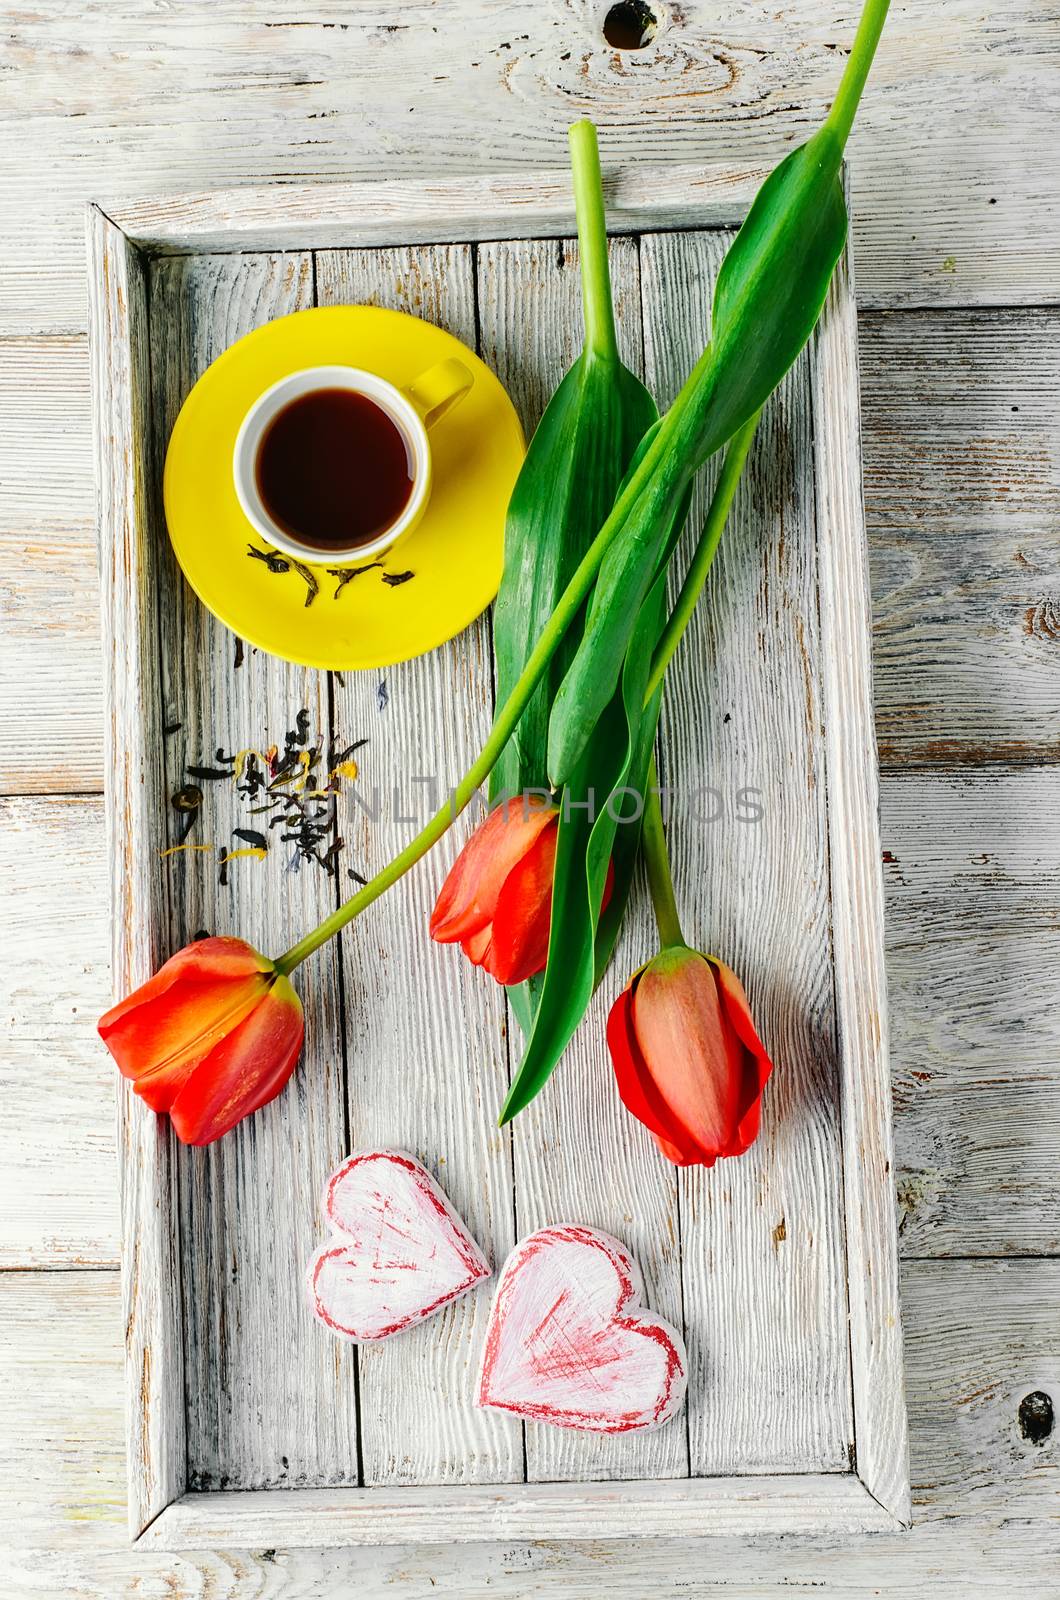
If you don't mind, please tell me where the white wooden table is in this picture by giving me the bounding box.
[1,3,1057,1594]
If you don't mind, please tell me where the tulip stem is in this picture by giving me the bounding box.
[570,120,618,362]
[827,0,891,151]
[642,759,685,949]
[644,412,759,707]
[274,690,537,974]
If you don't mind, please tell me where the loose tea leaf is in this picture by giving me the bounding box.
[247,544,290,574]
[290,559,319,608]
[233,828,268,850]
[186,766,233,783]
[329,562,382,596]
[247,543,319,606]
[175,710,369,881]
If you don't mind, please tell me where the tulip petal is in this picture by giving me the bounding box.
[98,937,268,1032]
[133,1039,215,1113]
[168,976,304,1146]
[99,939,270,1092]
[707,957,774,1157]
[127,975,270,1113]
[708,957,771,1063]
[460,925,493,966]
[606,981,692,1156]
[631,948,744,1164]
[430,798,557,943]
[482,818,558,985]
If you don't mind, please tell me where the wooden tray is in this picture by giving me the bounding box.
[87,162,910,1549]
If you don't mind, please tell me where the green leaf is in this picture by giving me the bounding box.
[545,0,893,787]
[504,438,684,1056]
[500,536,679,1125]
[489,122,657,806]
[546,130,848,787]
[488,121,656,1036]
[698,128,847,465]
[489,355,656,805]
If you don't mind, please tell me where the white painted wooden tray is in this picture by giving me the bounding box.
[87,161,910,1549]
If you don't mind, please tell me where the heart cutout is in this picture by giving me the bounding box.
[477,1224,687,1433]
[306,1150,490,1342]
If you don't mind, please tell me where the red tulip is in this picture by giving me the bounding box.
[98,936,304,1146]
[606,945,773,1168]
[430,796,561,985]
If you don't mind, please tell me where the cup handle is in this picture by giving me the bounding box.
[403,357,473,431]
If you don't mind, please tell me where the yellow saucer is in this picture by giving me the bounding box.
[163,305,525,670]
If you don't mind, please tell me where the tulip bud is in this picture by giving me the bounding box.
[430,796,560,986]
[98,936,304,1146]
[606,945,773,1167]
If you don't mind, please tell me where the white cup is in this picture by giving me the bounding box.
[233,359,473,565]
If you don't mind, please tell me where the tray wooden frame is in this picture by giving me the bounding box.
[87,159,910,1549]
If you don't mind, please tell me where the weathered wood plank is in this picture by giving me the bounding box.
[9,765,1052,1272]
[883,767,1060,1256]
[4,1518,1059,1599]
[146,1477,894,1547]
[314,242,519,1488]
[862,309,1060,769]
[3,0,1059,334]
[86,206,186,1538]
[147,251,357,1490]
[0,524,104,793]
[639,229,854,1478]
[9,304,1057,794]
[0,335,93,519]
[1,1263,1055,1585]
[0,795,115,1267]
[475,234,686,1486]
[811,247,909,1520]
[0,325,98,794]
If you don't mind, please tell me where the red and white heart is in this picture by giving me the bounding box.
[477,1224,687,1433]
[306,1150,491,1342]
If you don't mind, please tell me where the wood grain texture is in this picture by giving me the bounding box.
[639,229,854,1480]
[862,309,1060,769]
[10,766,1054,1272]
[6,307,1058,794]
[0,523,104,793]
[0,1263,1055,1582]
[86,207,185,1538]
[811,249,909,1521]
[476,234,687,1487]
[147,251,357,1492]
[0,335,92,520]
[5,1522,1059,1600]
[3,1,1060,334]
[108,163,771,255]
[0,795,115,1266]
[145,1476,893,1548]
[315,242,520,1488]
[882,767,1060,1257]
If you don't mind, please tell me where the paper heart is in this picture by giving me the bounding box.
[477,1224,687,1433]
[306,1150,490,1342]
